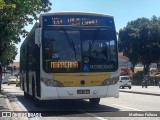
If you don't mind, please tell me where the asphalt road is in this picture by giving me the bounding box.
[2,84,160,120]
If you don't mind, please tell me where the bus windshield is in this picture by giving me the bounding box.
[42,28,118,73]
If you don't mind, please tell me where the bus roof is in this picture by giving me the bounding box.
[40,12,113,18]
[39,12,114,27]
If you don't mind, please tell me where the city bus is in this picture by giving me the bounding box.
[20,12,119,105]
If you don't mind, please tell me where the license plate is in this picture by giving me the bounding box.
[77,90,90,94]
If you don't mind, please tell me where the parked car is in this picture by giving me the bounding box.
[118,76,132,89]
[155,73,160,77]
[7,76,17,85]
[16,76,20,87]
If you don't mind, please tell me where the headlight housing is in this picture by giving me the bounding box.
[101,76,119,86]
[41,78,64,87]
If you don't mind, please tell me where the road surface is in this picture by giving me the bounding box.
[1,84,160,120]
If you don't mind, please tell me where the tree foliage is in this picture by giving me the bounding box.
[1,43,17,65]
[0,0,52,66]
[118,16,160,74]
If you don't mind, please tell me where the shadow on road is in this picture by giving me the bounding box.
[16,94,120,117]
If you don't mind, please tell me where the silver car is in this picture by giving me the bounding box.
[118,76,132,89]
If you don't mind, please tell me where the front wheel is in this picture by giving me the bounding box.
[89,98,100,105]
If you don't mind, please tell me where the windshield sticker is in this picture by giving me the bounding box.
[83,57,89,63]
[52,53,60,59]
[83,64,90,71]
[90,64,114,70]
[50,61,78,68]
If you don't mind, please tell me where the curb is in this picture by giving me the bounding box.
[120,90,160,96]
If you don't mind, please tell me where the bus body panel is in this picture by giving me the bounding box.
[39,67,119,100]
[107,84,119,98]
[53,72,110,87]
[41,82,59,99]
[23,73,27,92]
[40,82,118,100]
[57,86,107,99]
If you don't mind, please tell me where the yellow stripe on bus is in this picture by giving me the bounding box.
[54,72,111,87]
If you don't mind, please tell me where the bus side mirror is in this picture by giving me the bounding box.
[35,28,42,45]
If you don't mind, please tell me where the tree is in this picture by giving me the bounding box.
[1,43,18,66]
[118,16,160,75]
[0,0,52,92]
[118,26,140,73]
[0,0,52,65]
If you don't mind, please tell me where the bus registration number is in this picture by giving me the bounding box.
[77,90,90,94]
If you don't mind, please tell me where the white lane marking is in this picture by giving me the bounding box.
[85,112,108,120]
[95,117,108,120]
[112,104,143,111]
[78,109,108,120]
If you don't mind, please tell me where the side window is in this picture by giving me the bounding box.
[20,48,26,72]
[28,34,35,71]
[106,40,116,61]
[20,33,35,72]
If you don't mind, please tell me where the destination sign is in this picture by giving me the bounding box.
[42,15,114,27]
[50,61,78,69]
[52,17,98,26]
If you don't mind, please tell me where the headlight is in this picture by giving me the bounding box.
[101,76,119,86]
[41,78,64,87]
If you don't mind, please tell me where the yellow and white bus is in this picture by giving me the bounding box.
[20,12,119,106]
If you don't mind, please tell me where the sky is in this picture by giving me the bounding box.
[14,0,160,62]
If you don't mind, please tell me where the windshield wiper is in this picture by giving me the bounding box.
[60,28,77,61]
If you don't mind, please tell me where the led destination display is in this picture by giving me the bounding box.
[42,14,114,27]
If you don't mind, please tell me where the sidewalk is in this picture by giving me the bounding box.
[0,90,13,120]
[0,85,29,120]
[120,85,160,96]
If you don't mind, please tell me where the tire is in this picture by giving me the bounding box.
[89,98,100,105]
[32,79,42,107]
